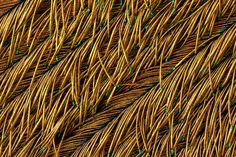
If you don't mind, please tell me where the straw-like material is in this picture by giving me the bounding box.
[0,0,235,156]
[0,0,18,17]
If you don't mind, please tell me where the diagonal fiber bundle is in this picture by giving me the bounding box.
[0,0,236,156]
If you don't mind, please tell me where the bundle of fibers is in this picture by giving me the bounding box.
[0,0,236,156]
[0,0,18,17]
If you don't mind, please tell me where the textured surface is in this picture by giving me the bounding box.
[0,0,18,17]
[0,0,236,156]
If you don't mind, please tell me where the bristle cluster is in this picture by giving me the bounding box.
[0,0,235,156]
